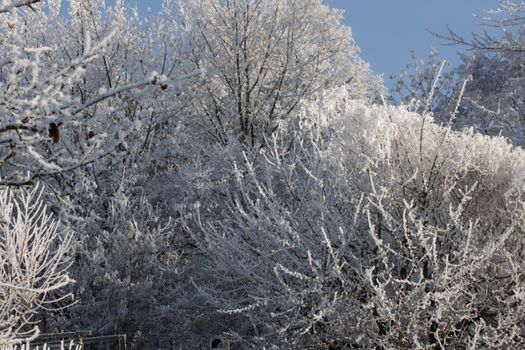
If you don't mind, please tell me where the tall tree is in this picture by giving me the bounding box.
[166,0,380,145]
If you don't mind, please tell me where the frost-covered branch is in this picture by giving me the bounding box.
[0,0,40,13]
[0,184,74,345]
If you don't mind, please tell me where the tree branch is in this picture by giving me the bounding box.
[0,0,41,13]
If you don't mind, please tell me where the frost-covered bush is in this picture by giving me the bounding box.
[184,89,525,348]
[52,187,181,349]
[0,185,73,345]
[353,98,525,349]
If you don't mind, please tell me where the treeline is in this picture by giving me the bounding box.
[1,0,524,349]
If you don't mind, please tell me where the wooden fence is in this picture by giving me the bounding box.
[4,332,127,350]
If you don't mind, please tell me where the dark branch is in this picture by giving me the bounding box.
[0,0,41,14]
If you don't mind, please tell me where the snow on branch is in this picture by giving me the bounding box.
[0,184,74,345]
[0,0,40,13]
[68,72,199,115]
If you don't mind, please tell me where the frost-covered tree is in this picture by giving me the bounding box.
[0,185,73,345]
[164,0,381,145]
[0,0,169,187]
[1,1,182,345]
[390,49,456,115]
[395,1,525,145]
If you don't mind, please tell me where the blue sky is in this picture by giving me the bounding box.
[329,1,500,81]
[125,0,500,83]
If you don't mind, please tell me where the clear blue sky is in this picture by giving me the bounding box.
[327,1,499,81]
[124,0,500,83]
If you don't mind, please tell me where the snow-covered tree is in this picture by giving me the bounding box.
[55,189,181,349]
[390,49,456,115]
[1,1,180,345]
[0,184,73,345]
[395,1,525,146]
[164,0,381,146]
[0,0,169,187]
